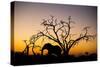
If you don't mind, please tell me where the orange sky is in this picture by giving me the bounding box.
[12,2,97,56]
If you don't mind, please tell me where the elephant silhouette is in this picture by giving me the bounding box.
[41,43,61,57]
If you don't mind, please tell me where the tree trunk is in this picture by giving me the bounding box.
[32,46,36,56]
[26,46,29,56]
[63,48,70,57]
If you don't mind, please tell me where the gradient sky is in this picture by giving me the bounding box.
[12,1,97,56]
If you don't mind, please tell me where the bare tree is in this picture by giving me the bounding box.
[23,30,44,55]
[30,16,95,56]
[22,40,30,55]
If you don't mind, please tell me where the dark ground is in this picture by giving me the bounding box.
[11,51,97,66]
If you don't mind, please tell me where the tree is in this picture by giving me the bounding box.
[22,33,42,56]
[22,40,30,55]
[29,16,95,56]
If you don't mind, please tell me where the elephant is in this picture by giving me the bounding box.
[41,43,61,57]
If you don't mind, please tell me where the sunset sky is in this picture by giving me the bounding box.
[12,1,97,56]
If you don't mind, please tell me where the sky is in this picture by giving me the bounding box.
[12,1,97,56]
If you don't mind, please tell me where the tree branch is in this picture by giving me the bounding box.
[64,16,71,40]
[45,25,57,40]
[68,35,94,50]
[39,31,58,42]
